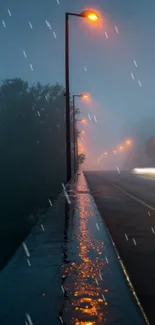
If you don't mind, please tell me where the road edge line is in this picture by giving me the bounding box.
[108,180,155,212]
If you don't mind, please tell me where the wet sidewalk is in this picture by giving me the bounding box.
[0,173,148,324]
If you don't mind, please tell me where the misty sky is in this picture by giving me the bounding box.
[1,0,155,169]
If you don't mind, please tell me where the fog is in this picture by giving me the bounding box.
[0,0,155,236]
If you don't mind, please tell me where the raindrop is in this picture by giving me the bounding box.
[2,20,6,27]
[45,20,52,30]
[30,64,34,71]
[48,198,53,206]
[22,242,30,257]
[53,31,57,38]
[114,25,119,34]
[25,313,34,325]
[28,21,33,29]
[105,31,109,39]
[138,80,142,87]
[62,183,71,204]
[8,9,12,16]
[41,224,44,231]
[133,60,138,67]
[94,116,97,123]
[23,50,27,58]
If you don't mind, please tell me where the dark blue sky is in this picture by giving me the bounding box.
[1,0,155,168]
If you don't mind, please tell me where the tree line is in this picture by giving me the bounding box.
[0,78,84,268]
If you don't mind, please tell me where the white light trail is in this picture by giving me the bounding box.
[133,168,155,174]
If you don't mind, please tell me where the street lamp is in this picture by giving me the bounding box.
[125,139,132,146]
[119,145,124,151]
[72,93,89,174]
[65,9,99,183]
[81,118,87,124]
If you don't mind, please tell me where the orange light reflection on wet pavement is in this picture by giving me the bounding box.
[62,176,108,324]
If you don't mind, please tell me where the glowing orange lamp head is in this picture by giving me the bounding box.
[80,9,99,22]
[87,12,98,21]
[81,93,89,99]
[81,118,87,124]
[126,139,132,145]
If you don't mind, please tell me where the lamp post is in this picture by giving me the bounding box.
[65,9,99,183]
[72,93,89,174]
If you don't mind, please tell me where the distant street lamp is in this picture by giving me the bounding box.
[72,93,89,174]
[65,9,99,182]
[119,145,124,151]
[125,139,132,146]
[80,118,87,124]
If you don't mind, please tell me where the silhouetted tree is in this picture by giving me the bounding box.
[145,136,155,162]
[0,78,66,267]
[78,153,86,165]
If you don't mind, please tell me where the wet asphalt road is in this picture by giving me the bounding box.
[84,171,155,324]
